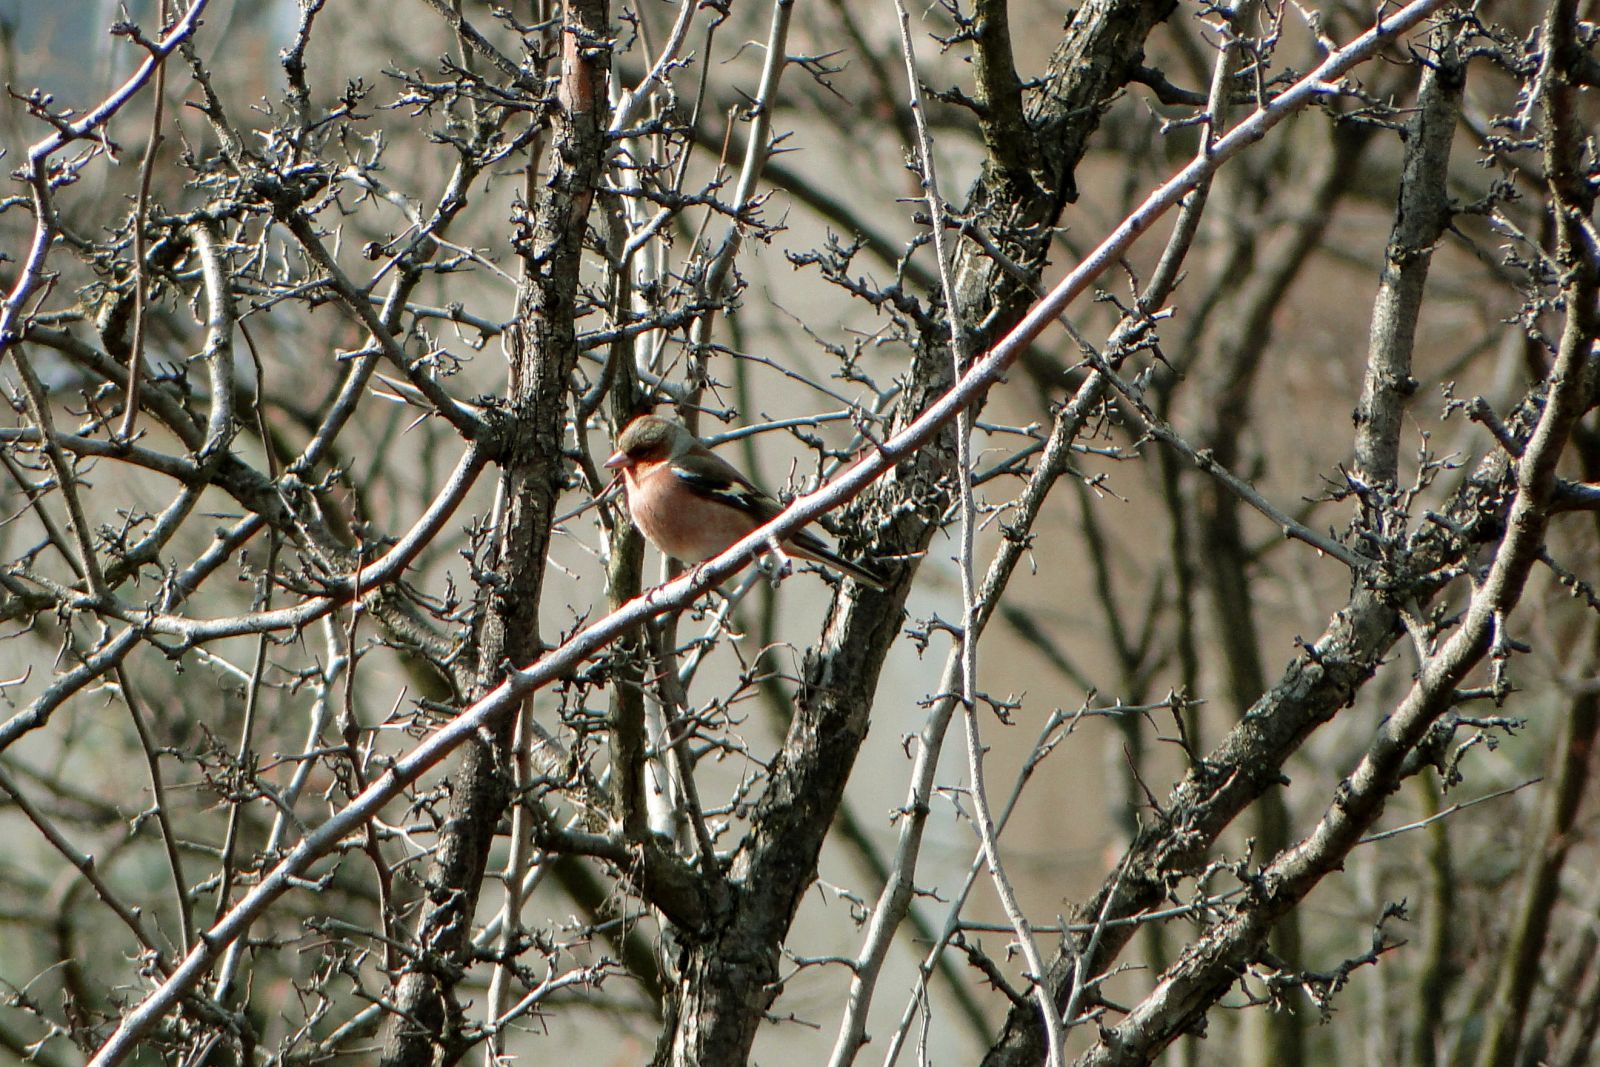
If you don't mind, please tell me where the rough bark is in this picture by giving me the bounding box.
[655,1,1178,1061]
[981,14,1592,1063]
[380,5,612,1064]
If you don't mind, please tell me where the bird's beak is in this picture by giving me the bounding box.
[603,449,628,470]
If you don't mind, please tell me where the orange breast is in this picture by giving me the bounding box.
[626,463,763,565]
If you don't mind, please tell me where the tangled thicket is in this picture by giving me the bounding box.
[0,2,1597,1066]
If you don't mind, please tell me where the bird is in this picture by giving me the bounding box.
[603,414,888,590]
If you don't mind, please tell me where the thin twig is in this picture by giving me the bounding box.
[117,0,172,441]
[890,2,1064,1064]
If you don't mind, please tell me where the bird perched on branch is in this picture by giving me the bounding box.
[604,415,887,590]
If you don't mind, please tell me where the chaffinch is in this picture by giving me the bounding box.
[604,415,888,590]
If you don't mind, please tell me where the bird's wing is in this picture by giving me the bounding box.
[672,448,889,589]
[668,451,783,522]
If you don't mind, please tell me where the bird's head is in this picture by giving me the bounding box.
[604,414,685,470]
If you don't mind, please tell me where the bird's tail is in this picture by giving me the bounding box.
[790,531,890,591]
